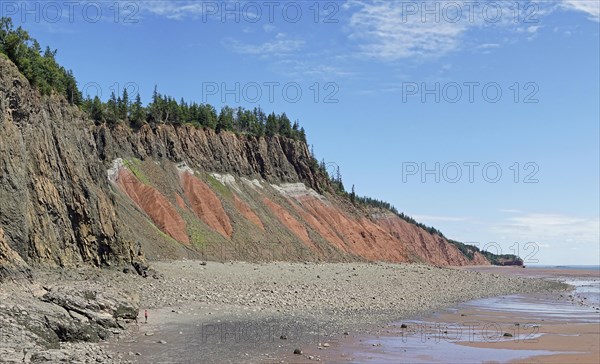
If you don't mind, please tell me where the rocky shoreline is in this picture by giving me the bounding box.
[0,261,568,363]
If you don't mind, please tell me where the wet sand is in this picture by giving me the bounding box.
[461,265,600,279]
[320,267,600,363]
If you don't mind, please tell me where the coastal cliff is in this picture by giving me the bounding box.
[0,55,518,274]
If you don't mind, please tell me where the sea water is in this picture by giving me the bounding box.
[345,267,600,363]
[529,265,600,306]
[529,265,600,271]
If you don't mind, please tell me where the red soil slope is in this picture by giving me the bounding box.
[290,199,347,251]
[294,196,410,262]
[116,169,189,244]
[180,172,233,238]
[262,197,313,247]
[175,194,187,210]
[376,214,490,266]
[116,165,490,266]
[233,194,265,231]
[289,195,490,265]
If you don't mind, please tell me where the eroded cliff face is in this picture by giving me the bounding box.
[97,121,323,190]
[0,227,30,280]
[0,58,130,269]
[0,56,493,270]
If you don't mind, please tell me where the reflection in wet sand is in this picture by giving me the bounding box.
[331,267,599,363]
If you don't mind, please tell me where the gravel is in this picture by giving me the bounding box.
[0,261,567,363]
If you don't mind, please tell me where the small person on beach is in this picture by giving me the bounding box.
[144,309,148,324]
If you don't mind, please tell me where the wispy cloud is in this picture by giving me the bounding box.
[263,24,276,33]
[141,1,205,20]
[274,59,354,79]
[345,0,469,60]
[499,209,523,214]
[222,33,305,56]
[478,43,501,49]
[518,25,543,34]
[492,213,600,244]
[516,24,544,41]
[475,43,501,54]
[561,0,600,22]
[412,215,473,223]
[344,0,597,61]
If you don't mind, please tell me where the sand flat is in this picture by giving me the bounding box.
[321,267,599,363]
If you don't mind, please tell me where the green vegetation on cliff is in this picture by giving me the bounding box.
[0,17,80,104]
[327,172,522,266]
[353,195,446,237]
[447,240,523,265]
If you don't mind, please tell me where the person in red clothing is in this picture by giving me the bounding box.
[144,309,148,324]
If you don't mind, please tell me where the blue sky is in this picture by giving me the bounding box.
[6,0,599,265]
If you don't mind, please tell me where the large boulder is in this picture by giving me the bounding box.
[42,287,139,329]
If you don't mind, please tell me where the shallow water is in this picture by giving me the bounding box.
[350,336,573,364]
[565,279,600,306]
[459,294,600,323]
[530,265,600,271]
[342,279,600,363]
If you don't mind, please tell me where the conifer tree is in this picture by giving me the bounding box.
[149,85,163,124]
[278,113,292,138]
[64,70,81,105]
[90,96,105,123]
[130,93,145,127]
[107,92,118,125]
[299,127,307,143]
[265,112,278,137]
[119,88,129,120]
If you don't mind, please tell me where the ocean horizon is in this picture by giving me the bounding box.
[528,265,600,271]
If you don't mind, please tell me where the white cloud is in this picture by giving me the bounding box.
[344,0,597,61]
[412,215,472,222]
[525,25,542,34]
[141,1,205,20]
[492,213,600,244]
[263,24,276,33]
[344,0,542,61]
[516,24,543,41]
[399,210,598,265]
[222,33,305,56]
[139,0,259,21]
[499,209,523,214]
[346,0,469,60]
[273,58,354,78]
[478,43,501,49]
[561,0,600,22]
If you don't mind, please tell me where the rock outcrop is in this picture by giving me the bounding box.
[0,55,511,271]
[0,227,31,281]
[0,58,130,269]
[0,279,140,363]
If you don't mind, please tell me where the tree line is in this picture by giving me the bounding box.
[353,195,446,237]
[310,154,446,238]
[447,239,522,265]
[0,16,306,142]
[80,87,307,142]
